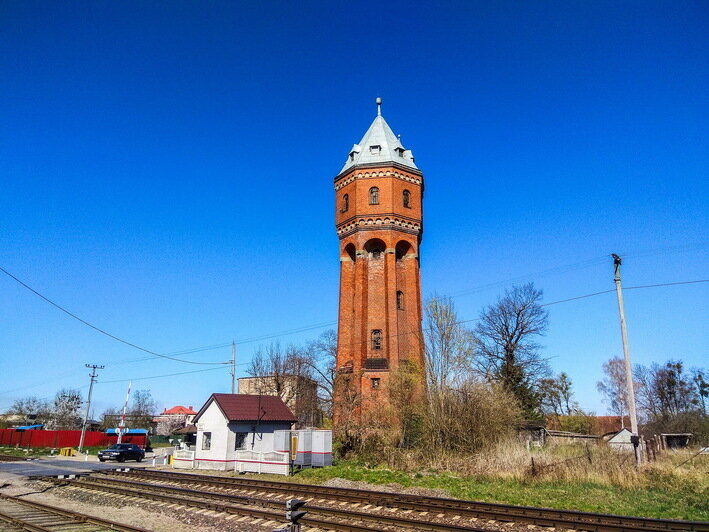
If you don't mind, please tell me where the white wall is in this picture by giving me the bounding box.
[194,401,292,470]
[195,401,231,470]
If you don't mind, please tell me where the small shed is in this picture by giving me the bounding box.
[606,428,634,452]
[192,393,296,471]
[661,433,692,449]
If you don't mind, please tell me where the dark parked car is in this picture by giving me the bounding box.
[98,443,145,462]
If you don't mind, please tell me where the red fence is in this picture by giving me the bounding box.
[0,429,147,449]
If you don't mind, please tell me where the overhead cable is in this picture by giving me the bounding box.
[0,265,228,366]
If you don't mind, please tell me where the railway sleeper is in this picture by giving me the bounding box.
[53,477,490,532]
[100,469,709,532]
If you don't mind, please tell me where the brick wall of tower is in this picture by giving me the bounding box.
[334,164,425,422]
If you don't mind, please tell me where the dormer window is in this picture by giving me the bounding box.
[369,145,381,155]
[395,147,405,158]
[348,144,361,163]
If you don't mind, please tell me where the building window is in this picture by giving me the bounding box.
[403,189,411,208]
[369,187,379,205]
[371,329,382,350]
[369,145,381,154]
[342,193,349,213]
[397,291,404,310]
[234,432,248,450]
[371,378,380,389]
[202,432,211,450]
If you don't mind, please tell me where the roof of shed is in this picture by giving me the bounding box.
[194,393,297,424]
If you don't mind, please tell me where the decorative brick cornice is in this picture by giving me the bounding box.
[336,215,422,238]
[334,168,423,191]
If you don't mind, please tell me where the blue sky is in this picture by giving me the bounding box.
[1,1,707,417]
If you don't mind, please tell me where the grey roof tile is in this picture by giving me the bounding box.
[339,114,418,174]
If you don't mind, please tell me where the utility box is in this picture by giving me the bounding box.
[274,429,332,468]
[311,430,332,467]
[294,429,312,467]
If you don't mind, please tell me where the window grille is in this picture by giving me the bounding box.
[371,329,382,350]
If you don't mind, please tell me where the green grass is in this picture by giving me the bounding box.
[277,461,709,521]
[0,446,52,457]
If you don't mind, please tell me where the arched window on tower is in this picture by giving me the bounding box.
[396,291,404,310]
[365,238,386,260]
[342,194,349,213]
[371,329,382,350]
[369,187,379,205]
[395,241,412,261]
[403,189,411,208]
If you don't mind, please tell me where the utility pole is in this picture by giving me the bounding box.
[78,364,104,453]
[231,341,237,394]
[612,254,640,462]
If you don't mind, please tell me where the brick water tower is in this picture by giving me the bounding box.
[334,98,425,416]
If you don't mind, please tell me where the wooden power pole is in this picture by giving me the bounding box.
[612,254,640,461]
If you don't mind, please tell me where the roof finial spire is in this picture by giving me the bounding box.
[376,96,382,116]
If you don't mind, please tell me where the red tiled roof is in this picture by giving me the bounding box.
[195,394,296,423]
[162,405,197,415]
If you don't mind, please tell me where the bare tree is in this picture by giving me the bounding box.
[332,369,363,452]
[424,295,476,394]
[388,364,425,447]
[8,396,52,425]
[247,342,320,427]
[635,361,708,442]
[304,330,337,418]
[597,357,630,421]
[422,295,476,448]
[635,361,699,419]
[474,283,550,417]
[540,372,578,417]
[100,407,120,431]
[47,388,83,430]
[156,415,187,436]
[130,390,157,429]
[693,369,708,415]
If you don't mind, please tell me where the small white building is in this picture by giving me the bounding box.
[606,427,634,452]
[192,393,296,471]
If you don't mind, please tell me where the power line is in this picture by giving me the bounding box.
[330,278,709,351]
[0,265,229,366]
[624,279,708,291]
[99,365,234,384]
[3,252,706,366]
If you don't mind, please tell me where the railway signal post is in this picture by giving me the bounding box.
[273,499,307,532]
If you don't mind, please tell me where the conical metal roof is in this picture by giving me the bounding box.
[339,112,418,174]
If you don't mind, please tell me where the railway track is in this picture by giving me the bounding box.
[97,468,709,532]
[0,492,149,532]
[48,474,490,531]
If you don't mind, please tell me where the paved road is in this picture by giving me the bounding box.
[0,458,150,478]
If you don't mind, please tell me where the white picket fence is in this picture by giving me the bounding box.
[235,450,290,476]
